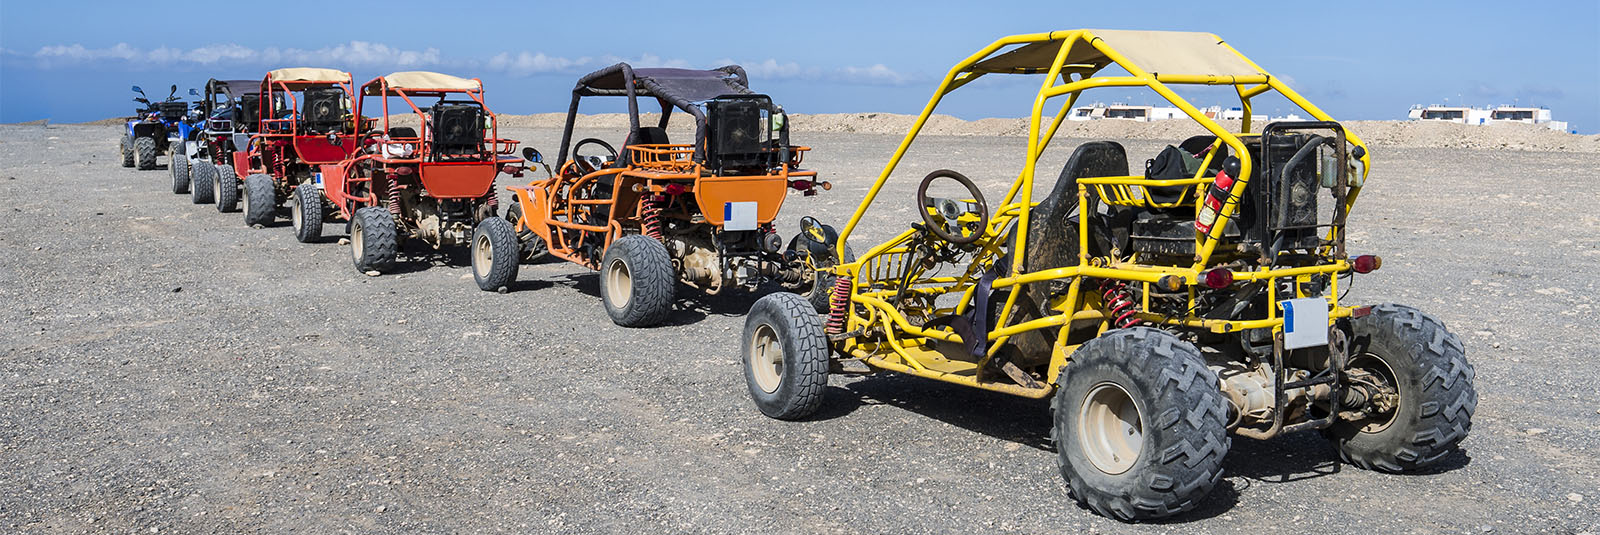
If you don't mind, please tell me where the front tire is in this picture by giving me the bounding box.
[291,185,323,243]
[741,292,830,420]
[134,137,157,171]
[599,234,675,327]
[1325,304,1476,472]
[214,163,239,212]
[471,217,520,291]
[1053,327,1229,521]
[119,136,134,168]
[243,174,275,227]
[170,152,190,194]
[351,206,397,273]
[189,160,215,204]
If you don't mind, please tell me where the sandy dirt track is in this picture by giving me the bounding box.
[1,124,1598,534]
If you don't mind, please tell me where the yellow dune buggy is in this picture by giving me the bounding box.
[739,30,1476,521]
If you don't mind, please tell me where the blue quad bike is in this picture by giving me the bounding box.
[118,85,201,194]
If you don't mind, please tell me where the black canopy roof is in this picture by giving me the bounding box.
[558,63,756,166]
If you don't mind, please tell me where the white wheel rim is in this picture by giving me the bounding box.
[1079,382,1143,475]
[750,324,783,393]
[474,232,493,279]
[605,257,632,308]
[291,197,303,232]
[351,218,364,262]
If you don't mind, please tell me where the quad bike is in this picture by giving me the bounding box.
[738,30,1476,521]
[186,78,261,208]
[225,68,360,229]
[118,84,190,181]
[319,71,520,272]
[487,63,837,326]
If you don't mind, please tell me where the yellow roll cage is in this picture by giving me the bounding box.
[830,29,1374,397]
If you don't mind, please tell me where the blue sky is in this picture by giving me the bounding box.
[3,0,1596,132]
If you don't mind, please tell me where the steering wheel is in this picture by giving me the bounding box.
[572,138,617,174]
[916,169,989,245]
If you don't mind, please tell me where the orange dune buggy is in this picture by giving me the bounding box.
[225,68,361,231]
[318,71,520,275]
[483,63,839,327]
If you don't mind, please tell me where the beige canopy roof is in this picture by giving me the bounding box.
[366,71,481,94]
[266,67,351,84]
[969,29,1263,78]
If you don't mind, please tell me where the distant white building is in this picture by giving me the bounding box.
[1064,102,1301,124]
[1407,104,1567,131]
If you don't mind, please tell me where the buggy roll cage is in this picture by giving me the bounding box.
[203,78,262,130]
[834,30,1377,373]
[255,68,354,137]
[355,71,517,163]
[555,63,759,167]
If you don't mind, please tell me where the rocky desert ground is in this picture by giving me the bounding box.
[2,120,1598,534]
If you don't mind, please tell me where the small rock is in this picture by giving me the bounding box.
[375,505,387,513]
[396,319,407,324]
[497,286,508,294]
[251,224,265,229]
[1480,526,1493,533]
[364,270,381,277]
[338,238,350,245]
[1569,493,1584,503]
[170,286,182,293]
[1524,428,1547,436]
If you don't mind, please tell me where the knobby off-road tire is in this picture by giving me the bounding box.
[171,153,190,194]
[351,206,398,273]
[291,185,323,243]
[243,174,276,227]
[742,292,830,420]
[504,201,548,263]
[189,160,215,204]
[214,164,239,212]
[1053,327,1229,521]
[119,136,135,168]
[599,234,675,327]
[471,217,520,291]
[134,137,157,171]
[1325,304,1476,472]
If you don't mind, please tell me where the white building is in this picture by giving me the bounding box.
[1407,104,1567,131]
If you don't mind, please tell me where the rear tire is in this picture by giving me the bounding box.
[599,234,675,327]
[1325,304,1476,472]
[291,185,323,243]
[119,136,135,168]
[351,206,397,273]
[189,160,215,204]
[170,152,190,194]
[243,174,275,227]
[741,292,830,420]
[134,137,157,171]
[214,164,239,212]
[1053,327,1229,521]
[471,217,519,291]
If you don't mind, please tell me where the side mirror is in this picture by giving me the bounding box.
[189,88,199,96]
[168,84,177,95]
[131,85,143,93]
[521,146,542,163]
[326,133,339,145]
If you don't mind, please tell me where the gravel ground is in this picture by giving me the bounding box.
[2,125,1597,534]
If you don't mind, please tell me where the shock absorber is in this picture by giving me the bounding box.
[826,275,851,335]
[387,177,402,217]
[484,187,499,211]
[640,195,664,241]
[1099,279,1144,329]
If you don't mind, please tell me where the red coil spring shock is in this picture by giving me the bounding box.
[826,275,851,335]
[1099,279,1143,329]
[484,187,499,211]
[387,179,402,217]
[640,195,664,240]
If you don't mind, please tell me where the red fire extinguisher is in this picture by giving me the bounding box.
[1195,157,1243,234]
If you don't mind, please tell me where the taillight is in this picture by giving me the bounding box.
[1352,255,1382,274]
[1202,269,1234,289]
[663,183,687,196]
[788,179,813,190]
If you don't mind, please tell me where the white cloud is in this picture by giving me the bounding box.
[30,41,444,69]
[21,42,918,86]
